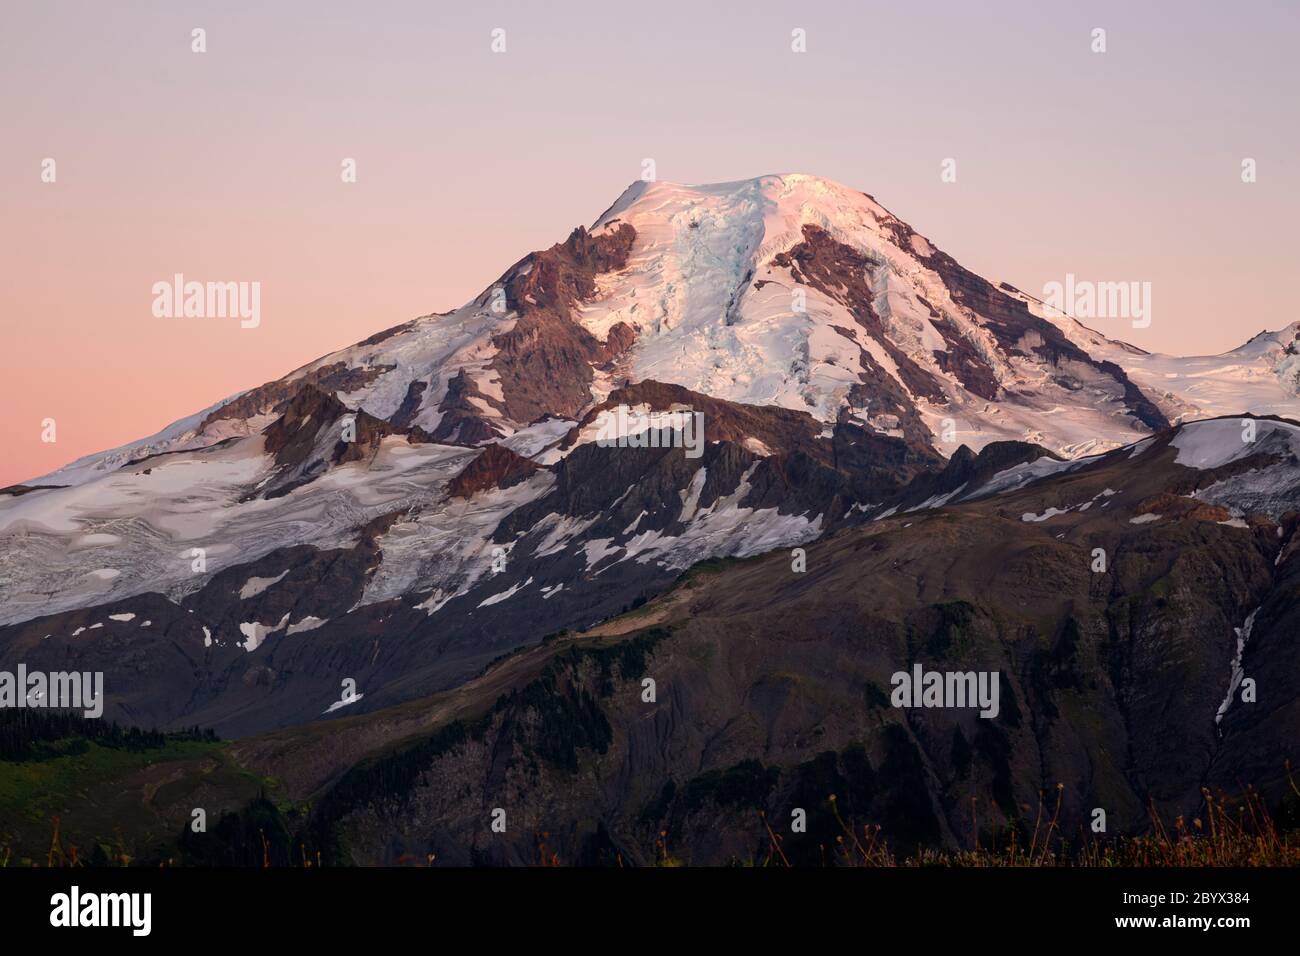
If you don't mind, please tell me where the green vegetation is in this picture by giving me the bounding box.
[555,626,670,698]
[509,670,611,771]
[304,626,672,863]
[1029,616,1087,719]
[0,711,249,865]
[179,795,297,866]
[924,600,979,658]
[0,709,216,761]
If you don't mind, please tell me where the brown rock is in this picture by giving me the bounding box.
[446,443,542,499]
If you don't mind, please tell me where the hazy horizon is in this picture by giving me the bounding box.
[3,0,1296,486]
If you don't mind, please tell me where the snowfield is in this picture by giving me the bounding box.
[0,437,490,627]
[3,173,1297,633]
[584,176,1297,458]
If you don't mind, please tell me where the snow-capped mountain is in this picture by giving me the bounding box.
[25,174,1299,490]
[2,173,1297,737]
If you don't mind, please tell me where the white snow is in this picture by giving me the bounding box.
[678,468,708,522]
[22,396,245,489]
[906,483,967,513]
[500,417,575,459]
[974,454,1092,500]
[1216,609,1258,727]
[238,612,289,652]
[476,576,533,608]
[73,533,121,548]
[323,692,365,715]
[583,539,620,570]
[1169,418,1300,470]
[1128,438,1155,458]
[362,471,553,615]
[577,463,824,573]
[1045,315,1300,428]
[15,168,1295,470]
[286,616,327,635]
[238,570,289,600]
[586,176,963,427]
[0,433,525,628]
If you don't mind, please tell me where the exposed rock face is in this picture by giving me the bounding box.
[239,429,1300,866]
[0,373,951,739]
[428,370,508,445]
[488,225,638,424]
[776,224,946,406]
[446,444,541,499]
[0,484,50,497]
[258,383,427,498]
[200,362,396,433]
[1134,492,1234,523]
[891,440,1059,511]
[389,380,428,430]
[563,380,829,457]
[913,228,1170,432]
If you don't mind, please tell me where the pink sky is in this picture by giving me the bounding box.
[2,0,1296,487]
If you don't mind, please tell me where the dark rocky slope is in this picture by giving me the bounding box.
[218,431,1299,865]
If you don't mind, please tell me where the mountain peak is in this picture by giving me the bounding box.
[4,173,1299,777]
[20,175,1300,496]
[594,172,884,233]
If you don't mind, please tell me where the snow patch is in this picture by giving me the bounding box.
[238,570,289,600]
[1216,609,1258,727]
[1169,418,1300,470]
[286,616,328,635]
[323,692,365,715]
[477,577,533,608]
[238,612,290,652]
[678,468,707,522]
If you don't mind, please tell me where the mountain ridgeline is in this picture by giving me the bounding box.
[1,175,1297,864]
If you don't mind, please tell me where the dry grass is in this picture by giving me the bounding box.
[760,774,1300,867]
[8,772,1297,868]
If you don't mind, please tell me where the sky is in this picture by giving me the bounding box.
[1,0,1296,486]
